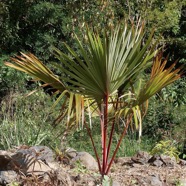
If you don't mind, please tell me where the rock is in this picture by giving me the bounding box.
[179,159,186,166]
[115,157,132,166]
[153,159,164,167]
[112,180,121,186]
[148,175,162,186]
[0,150,12,170]
[42,172,52,183]
[57,169,75,186]
[47,162,60,171]
[71,152,98,170]
[0,170,18,185]
[159,155,176,167]
[87,180,96,186]
[132,163,142,168]
[131,151,151,164]
[29,146,55,163]
[10,152,52,175]
[148,155,176,167]
[65,147,77,159]
[148,155,179,168]
[148,155,164,167]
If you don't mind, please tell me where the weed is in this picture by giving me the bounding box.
[150,140,180,161]
[0,90,61,150]
[73,160,88,174]
[7,182,20,186]
[102,175,113,186]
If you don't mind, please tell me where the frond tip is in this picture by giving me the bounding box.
[5,53,66,93]
[136,52,184,105]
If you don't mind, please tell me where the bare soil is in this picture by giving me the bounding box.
[63,156,186,186]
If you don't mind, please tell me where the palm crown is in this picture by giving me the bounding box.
[5,21,183,176]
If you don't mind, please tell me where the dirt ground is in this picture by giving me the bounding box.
[65,156,186,186]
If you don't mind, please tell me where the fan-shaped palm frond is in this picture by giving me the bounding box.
[5,21,184,176]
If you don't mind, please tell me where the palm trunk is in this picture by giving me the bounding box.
[101,95,109,176]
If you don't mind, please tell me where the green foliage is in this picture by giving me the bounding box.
[67,126,155,157]
[73,160,88,174]
[25,1,71,60]
[118,0,186,64]
[0,0,71,60]
[0,89,62,149]
[143,77,186,154]
[7,182,20,186]
[150,140,180,161]
[1,0,185,62]
[146,0,182,34]
[143,97,175,140]
[65,0,121,31]
[159,77,186,107]
[0,55,29,97]
[102,175,113,186]
[172,104,186,155]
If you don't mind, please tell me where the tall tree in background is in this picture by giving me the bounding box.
[0,0,185,62]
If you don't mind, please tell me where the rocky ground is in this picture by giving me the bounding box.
[0,146,186,186]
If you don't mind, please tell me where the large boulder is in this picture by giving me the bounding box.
[9,151,52,175]
[7,146,55,176]
[29,146,55,163]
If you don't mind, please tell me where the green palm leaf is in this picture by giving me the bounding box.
[136,53,184,105]
[5,21,184,176]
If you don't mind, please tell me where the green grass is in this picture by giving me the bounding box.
[67,126,155,158]
[0,89,158,157]
[0,89,62,150]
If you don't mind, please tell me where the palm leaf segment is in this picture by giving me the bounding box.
[5,22,183,129]
[5,53,83,126]
[136,53,183,105]
[51,22,156,132]
[53,22,155,105]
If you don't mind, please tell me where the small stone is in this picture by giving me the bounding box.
[148,175,162,186]
[47,162,60,171]
[160,155,175,167]
[112,180,121,186]
[0,170,17,185]
[88,180,95,186]
[132,163,142,168]
[65,148,77,159]
[153,160,164,167]
[131,151,151,164]
[115,157,132,165]
[179,159,186,166]
[71,152,98,171]
[57,169,75,186]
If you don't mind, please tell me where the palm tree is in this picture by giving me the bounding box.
[5,21,183,176]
